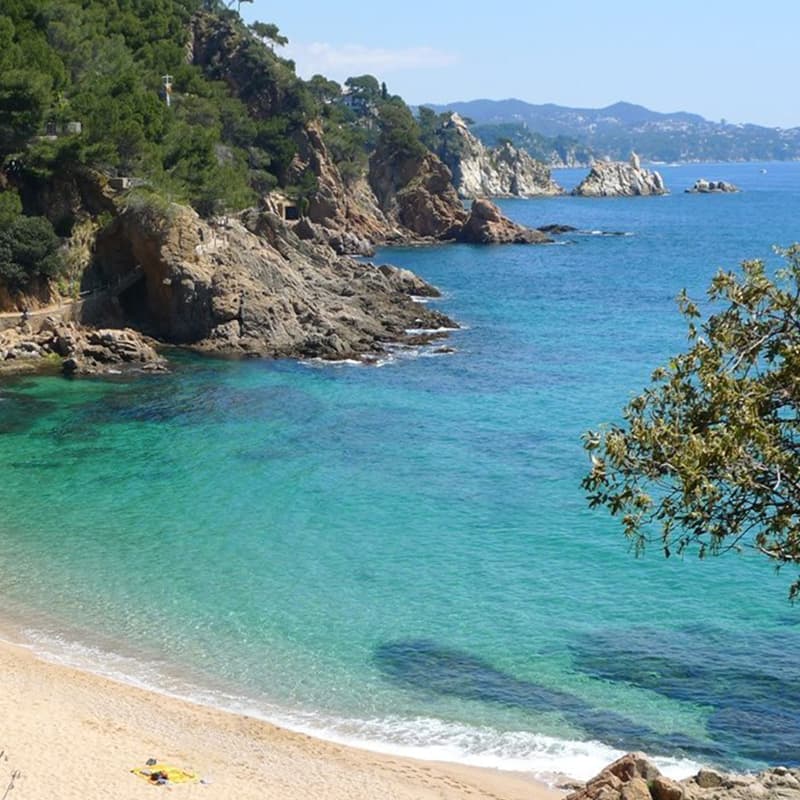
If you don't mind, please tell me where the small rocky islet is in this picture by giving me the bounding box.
[685,178,740,193]
[572,153,668,197]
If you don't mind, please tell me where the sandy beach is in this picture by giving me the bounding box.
[0,637,566,800]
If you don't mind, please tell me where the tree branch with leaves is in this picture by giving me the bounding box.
[583,245,800,599]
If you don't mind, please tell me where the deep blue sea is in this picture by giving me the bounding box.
[2,162,799,781]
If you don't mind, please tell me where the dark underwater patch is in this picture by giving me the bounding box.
[0,393,58,435]
[572,627,800,766]
[373,639,723,761]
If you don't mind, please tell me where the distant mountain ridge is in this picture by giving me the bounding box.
[421,99,800,164]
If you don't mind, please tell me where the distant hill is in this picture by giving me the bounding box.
[421,99,800,163]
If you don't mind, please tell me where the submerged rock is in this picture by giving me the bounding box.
[573,153,667,197]
[537,223,578,234]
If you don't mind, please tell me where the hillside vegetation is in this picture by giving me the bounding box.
[0,0,430,294]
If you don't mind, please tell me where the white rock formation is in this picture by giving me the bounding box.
[572,157,667,197]
[435,113,563,198]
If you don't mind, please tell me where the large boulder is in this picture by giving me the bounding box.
[573,153,667,197]
[456,198,551,244]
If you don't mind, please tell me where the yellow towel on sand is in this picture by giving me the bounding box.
[131,763,200,784]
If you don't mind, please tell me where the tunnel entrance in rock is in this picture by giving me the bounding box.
[117,274,151,326]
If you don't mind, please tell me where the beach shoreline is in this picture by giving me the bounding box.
[0,635,567,799]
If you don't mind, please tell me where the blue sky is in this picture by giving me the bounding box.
[241,0,799,128]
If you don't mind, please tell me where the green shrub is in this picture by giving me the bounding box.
[0,215,63,288]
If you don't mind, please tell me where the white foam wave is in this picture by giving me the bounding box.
[579,230,634,237]
[17,627,702,785]
[404,326,459,335]
[256,713,702,784]
[301,357,364,368]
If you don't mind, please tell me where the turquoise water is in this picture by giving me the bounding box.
[2,162,799,780]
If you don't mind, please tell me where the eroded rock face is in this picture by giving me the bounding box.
[436,113,563,198]
[284,122,389,255]
[368,145,467,241]
[286,121,472,248]
[567,753,800,800]
[457,198,551,244]
[91,202,455,361]
[573,153,667,197]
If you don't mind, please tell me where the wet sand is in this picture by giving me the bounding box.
[0,637,567,799]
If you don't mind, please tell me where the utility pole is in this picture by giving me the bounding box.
[162,75,173,108]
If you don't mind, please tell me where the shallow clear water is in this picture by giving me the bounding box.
[1,162,799,779]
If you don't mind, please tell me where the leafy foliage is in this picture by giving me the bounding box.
[250,21,287,48]
[0,0,315,216]
[0,189,23,228]
[375,97,426,162]
[583,247,800,599]
[0,213,63,288]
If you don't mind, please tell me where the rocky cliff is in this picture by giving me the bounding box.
[289,118,549,250]
[435,113,563,198]
[89,200,454,361]
[573,153,667,197]
[188,10,543,249]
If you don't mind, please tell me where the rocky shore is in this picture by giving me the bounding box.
[458,198,551,244]
[567,753,800,800]
[0,319,165,376]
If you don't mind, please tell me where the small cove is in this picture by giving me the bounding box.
[1,162,799,780]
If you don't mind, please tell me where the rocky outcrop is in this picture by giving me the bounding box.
[368,143,467,241]
[567,754,800,800]
[0,319,165,376]
[285,121,475,250]
[435,113,563,198]
[685,179,740,194]
[90,201,455,361]
[573,153,667,197]
[457,199,551,244]
[283,122,389,255]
